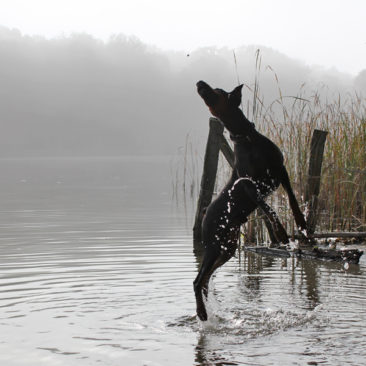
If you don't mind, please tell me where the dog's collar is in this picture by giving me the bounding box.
[230,134,252,143]
[230,122,255,143]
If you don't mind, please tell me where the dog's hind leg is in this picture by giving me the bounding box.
[194,240,238,321]
[201,231,238,297]
[194,173,243,321]
[194,245,221,321]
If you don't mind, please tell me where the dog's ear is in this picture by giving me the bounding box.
[228,84,243,107]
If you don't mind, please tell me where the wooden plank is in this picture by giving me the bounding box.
[218,133,235,168]
[245,246,291,258]
[305,129,328,234]
[294,232,366,239]
[193,118,224,241]
[245,246,364,264]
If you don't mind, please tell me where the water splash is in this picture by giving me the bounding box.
[170,280,319,342]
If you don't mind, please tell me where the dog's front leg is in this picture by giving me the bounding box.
[260,209,280,246]
[278,165,307,233]
[256,200,289,244]
[233,178,289,244]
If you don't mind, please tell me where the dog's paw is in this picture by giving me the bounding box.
[274,225,289,244]
[197,312,208,321]
[196,306,208,321]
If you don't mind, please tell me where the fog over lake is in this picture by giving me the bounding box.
[0,25,365,158]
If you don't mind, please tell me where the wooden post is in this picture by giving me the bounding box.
[305,129,328,235]
[193,118,225,242]
[218,133,235,168]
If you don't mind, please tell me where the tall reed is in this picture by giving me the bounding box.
[171,133,201,210]
[174,61,365,241]
[239,62,366,239]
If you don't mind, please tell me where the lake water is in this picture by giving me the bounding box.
[0,157,365,366]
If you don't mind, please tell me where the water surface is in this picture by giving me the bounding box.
[0,157,365,366]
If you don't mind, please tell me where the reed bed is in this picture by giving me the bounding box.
[248,89,365,237]
[175,68,365,242]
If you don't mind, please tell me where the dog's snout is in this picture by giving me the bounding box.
[196,80,219,108]
[196,80,207,88]
[196,80,210,93]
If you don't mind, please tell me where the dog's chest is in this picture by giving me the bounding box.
[234,144,279,192]
[234,142,268,176]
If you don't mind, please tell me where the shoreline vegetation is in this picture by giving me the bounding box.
[174,65,365,243]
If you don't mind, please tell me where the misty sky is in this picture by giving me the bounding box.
[1,0,365,75]
[0,2,365,158]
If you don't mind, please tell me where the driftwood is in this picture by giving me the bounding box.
[245,246,364,264]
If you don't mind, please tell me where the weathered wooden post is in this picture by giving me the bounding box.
[305,129,328,235]
[218,132,235,168]
[193,118,225,242]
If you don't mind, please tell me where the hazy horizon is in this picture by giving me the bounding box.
[0,25,365,158]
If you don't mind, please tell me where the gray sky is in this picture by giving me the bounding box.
[0,0,365,75]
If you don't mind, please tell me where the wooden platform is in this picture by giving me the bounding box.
[244,246,364,264]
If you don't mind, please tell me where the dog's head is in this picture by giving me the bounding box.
[196,81,243,118]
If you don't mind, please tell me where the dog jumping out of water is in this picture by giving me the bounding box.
[193,81,309,321]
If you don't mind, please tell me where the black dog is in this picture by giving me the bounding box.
[193,81,308,321]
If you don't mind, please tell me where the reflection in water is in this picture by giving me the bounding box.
[195,334,239,366]
[0,157,365,366]
[300,260,320,309]
[191,246,366,366]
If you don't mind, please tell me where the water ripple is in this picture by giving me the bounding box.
[0,206,366,365]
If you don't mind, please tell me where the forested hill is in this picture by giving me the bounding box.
[0,26,364,157]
